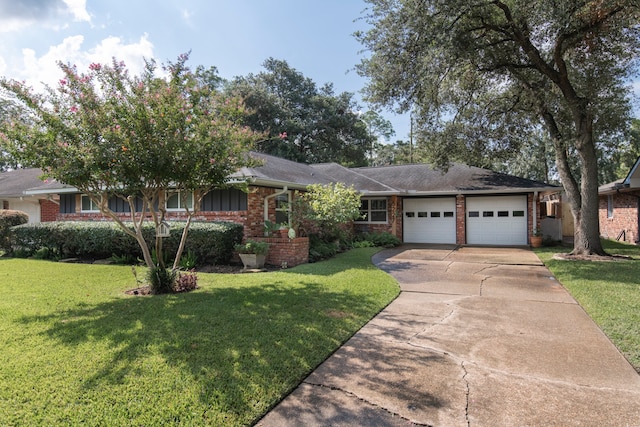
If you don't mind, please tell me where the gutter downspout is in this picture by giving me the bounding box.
[264,186,288,234]
[533,191,538,235]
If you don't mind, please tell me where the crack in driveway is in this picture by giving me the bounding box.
[301,381,432,427]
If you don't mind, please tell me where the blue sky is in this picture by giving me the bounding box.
[0,0,411,141]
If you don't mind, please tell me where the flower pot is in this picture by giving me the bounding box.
[239,253,266,269]
[530,235,543,248]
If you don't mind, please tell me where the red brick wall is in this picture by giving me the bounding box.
[456,195,466,245]
[40,199,59,222]
[55,186,314,266]
[353,195,402,239]
[527,193,541,245]
[599,191,640,244]
[252,236,309,267]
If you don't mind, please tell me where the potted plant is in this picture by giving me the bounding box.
[264,220,279,237]
[530,230,543,248]
[234,240,269,269]
[277,222,290,238]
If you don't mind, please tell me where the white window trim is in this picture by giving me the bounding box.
[607,194,614,218]
[166,190,194,211]
[275,191,292,226]
[356,197,388,224]
[80,195,100,213]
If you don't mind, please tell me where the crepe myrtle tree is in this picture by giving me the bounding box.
[0,54,262,289]
[292,183,362,241]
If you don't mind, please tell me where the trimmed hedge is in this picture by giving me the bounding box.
[10,221,243,265]
[0,210,29,253]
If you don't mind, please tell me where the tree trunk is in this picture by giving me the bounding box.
[571,116,606,256]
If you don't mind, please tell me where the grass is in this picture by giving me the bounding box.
[535,239,640,372]
[0,248,399,426]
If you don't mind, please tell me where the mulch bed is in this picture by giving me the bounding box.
[552,253,633,262]
[124,263,283,296]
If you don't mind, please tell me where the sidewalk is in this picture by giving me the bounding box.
[257,245,640,426]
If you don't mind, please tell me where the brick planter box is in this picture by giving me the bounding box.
[252,236,309,268]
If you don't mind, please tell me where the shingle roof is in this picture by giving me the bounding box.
[598,157,640,194]
[231,152,335,188]
[0,168,49,198]
[310,163,397,193]
[352,163,557,194]
[14,152,558,196]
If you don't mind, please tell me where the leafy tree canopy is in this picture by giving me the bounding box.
[356,0,640,256]
[226,58,379,166]
[0,54,262,276]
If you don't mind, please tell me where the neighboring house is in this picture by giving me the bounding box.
[598,157,640,244]
[0,168,59,223]
[20,152,558,247]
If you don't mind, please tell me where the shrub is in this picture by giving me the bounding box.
[234,240,269,255]
[355,231,401,248]
[109,253,137,265]
[174,270,198,293]
[352,240,375,248]
[178,250,197,270]
[9,221,243,264]
[0,210,29,253]
[308,235,338,263]
[33,247,60,261]
[147,266,177,294]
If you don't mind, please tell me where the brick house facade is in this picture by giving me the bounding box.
[599,191,640,244]
[598,158,640,245]
[9,152,558,266]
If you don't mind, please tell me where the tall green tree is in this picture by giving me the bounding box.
[0,54,261,288]
[0,98,19,171]
[612,118,640,178]
[226,58,374,166]
[359,109,395,165]
[356,0,639,256]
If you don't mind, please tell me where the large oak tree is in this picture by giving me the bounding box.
[356,0,640,255]
[226,58,375,166]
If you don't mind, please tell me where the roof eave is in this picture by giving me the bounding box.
[24,186,79,196]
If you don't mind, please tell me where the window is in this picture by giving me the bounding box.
[418,211,429,218]
[405,212,415,218]
[275,192,291,225]
[498,211,509,217]
[483,211,494,217]
[443,211,454,218]
[357,198,387,223]
[430,212,441,218]
[81,195,99,212]
[512,210,525,217]
[166,191,194,211]
[607,195,614,218]
[469,211,480,218]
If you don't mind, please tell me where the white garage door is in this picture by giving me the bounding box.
[466,196,527,245]
[403,198,456,244]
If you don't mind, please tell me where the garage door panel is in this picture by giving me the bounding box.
[404,198,456,244]
[467,196,527,245]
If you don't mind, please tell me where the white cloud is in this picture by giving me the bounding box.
[62,0,90,22]
[0,0,90,33]
[18,34,155,90]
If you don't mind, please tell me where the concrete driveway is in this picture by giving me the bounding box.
[257,245,640,426]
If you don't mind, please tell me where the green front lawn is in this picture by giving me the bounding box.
[535,240,640,372]
[0,248,399,426]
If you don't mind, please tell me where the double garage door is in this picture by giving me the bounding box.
[403,195,528,245]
